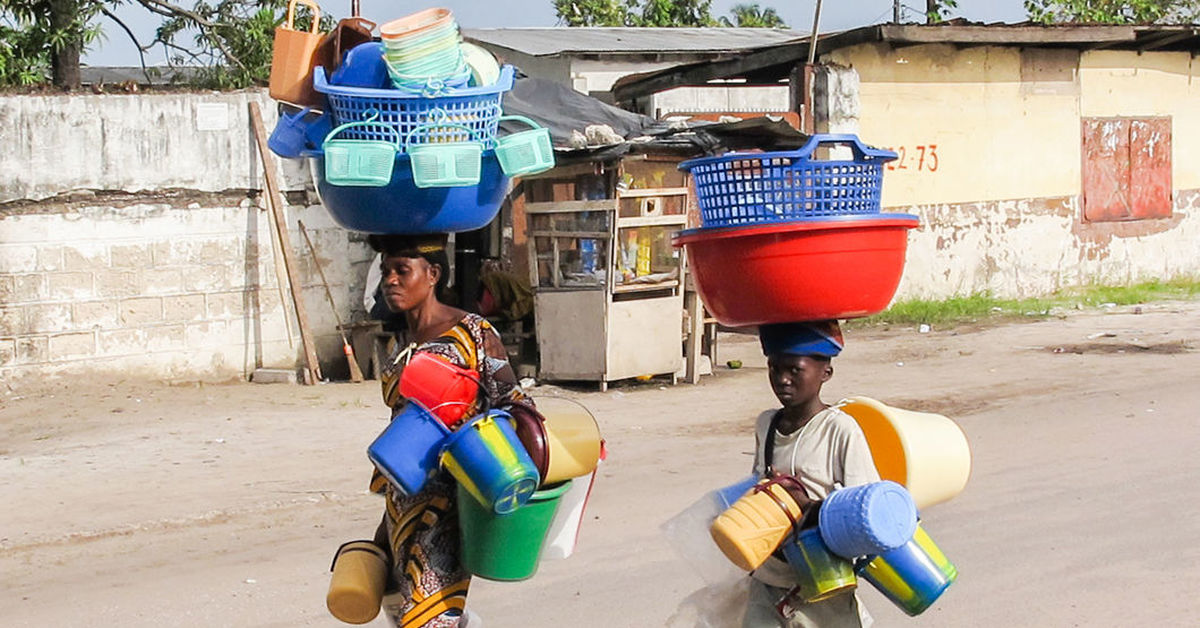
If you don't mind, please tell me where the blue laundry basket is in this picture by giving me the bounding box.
[313,64,514,151]
[679,134,898,228]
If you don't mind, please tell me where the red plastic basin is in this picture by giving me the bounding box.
[673,215,920,327]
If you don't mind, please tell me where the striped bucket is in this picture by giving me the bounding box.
[858,523,957,616]
[441,411,540,514]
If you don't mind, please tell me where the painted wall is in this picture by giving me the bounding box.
[0,92,372,387]
[821,43,1200,300]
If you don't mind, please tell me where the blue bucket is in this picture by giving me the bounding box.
[307,149,509,234]
[269,107,316,159]
[441,411,541,514]
[330,42,391,89]
[781,527,858,603]
[858,523,957,616]
[819,480,917,559]
[715,474,759,509]
[366,402,451,496]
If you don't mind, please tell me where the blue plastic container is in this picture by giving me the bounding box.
[269,107,324,159]
[312,64,514,150]
[781,528,858,603]
[441,411,540,514]
[367,402,452,496]
[715,474,759,509]
[329,42,390,89]
[307,149,509,234]
[858,523,957,616]
[819,480,917,559]
[679,134,898,228]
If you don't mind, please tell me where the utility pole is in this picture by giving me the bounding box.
[894,0,902,23]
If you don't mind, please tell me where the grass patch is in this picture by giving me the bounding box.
[855,277,1200,327]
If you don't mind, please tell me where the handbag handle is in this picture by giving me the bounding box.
[497,115,543,135]
[323,113,401,147]
[286,0,322,33]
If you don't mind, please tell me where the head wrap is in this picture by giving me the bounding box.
[759,320,844,358]
[367,233,447,256]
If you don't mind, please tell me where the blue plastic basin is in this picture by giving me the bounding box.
[307,149,510,234]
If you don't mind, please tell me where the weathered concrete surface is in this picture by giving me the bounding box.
[0,90,309,203]
[1,302,1197,627]
[897,189,1200,300]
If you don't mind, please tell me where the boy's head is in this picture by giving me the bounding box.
[760,321,843,408]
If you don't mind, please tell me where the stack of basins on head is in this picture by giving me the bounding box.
[673,134,919,326]
[264,7,557,235]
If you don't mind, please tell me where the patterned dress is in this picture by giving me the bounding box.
[372,313,528,628]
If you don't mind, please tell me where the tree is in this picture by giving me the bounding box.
[1024,0,1200,23]
[719,3,788,28]
[555,0,785,27]
[926,0,959,23]
[0,0,323,90]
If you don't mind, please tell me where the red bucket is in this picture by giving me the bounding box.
[672,215,919,327]
[399,352,480,425]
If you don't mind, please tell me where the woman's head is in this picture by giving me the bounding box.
[368,234,451,313]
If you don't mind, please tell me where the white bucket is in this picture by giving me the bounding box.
[837,396,971,509]
[540,466,597,560]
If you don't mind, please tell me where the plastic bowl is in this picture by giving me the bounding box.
[307,149,509,234]
[673,215,920,327]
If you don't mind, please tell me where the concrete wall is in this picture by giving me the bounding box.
[0,91,372,387]
[823,43,1200,299]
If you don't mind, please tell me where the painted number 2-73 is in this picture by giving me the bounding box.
[885,145,939,172]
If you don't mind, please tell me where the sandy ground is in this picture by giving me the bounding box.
[3,301,1200,627]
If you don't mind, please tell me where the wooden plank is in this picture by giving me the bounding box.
[249,102,321,385]
[684,289,703,384]
[299,220,364,383]
[525,200,616,214]
[612,280,680,294]
[876,24,1136,45]
[616,187,690,198]
[519,162,598,181]
[528,230,612,239]
[613,41,809,101]
[615,215,688,228]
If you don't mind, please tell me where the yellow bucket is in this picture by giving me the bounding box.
[710,478,805,571]
[536,397,603,485]
[326,540,388,624]
[838,396,971,509]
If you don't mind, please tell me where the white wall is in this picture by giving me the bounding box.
[0,91,371,387]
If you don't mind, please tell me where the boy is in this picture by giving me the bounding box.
[746,320,880,628]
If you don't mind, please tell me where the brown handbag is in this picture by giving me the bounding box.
[319,17,377,74]
[268,0,325,107]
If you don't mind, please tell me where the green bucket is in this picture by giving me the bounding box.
[406,120,483,188]
[457,479,572,581]
[495,115,555,177]
[322,117,400,187]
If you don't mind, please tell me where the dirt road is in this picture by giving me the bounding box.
[3,301,1198,627]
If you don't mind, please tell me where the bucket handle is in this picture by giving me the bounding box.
[323,111,401,147]
[285,0,321,33]
[792,134,897,163]
[753,477,803,529]
[497,115,544,136]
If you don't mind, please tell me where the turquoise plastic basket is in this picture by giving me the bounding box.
[322,117,401,187]
[406,120,483,188]
[495,115,555,177]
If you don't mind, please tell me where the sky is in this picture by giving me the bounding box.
[84,0,1030,67]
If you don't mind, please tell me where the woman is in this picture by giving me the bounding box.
[366,234,529,628]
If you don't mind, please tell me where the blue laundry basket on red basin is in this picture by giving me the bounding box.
[305,149,510,234]
[679,134,898,229]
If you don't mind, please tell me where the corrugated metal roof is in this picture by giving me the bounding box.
[462,27,807,57]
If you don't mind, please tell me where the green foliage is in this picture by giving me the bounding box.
[926,0,959,23]
[719,3,788,28]
[555,0,784,27]
[0,0,104,87]
[855,277,1200,328]
[1024,0,1200,23]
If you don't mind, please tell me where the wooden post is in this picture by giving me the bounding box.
[248,102,322,385]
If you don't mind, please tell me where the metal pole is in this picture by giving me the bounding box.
[807,0,824,65]
[894,0,902,23]
[351,0,360,16]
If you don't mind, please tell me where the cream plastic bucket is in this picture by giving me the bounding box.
[837,396,971,509]
[536,397,603,484]
[327,540,388,624]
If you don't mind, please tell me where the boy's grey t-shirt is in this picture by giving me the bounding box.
[749,405,881,587]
